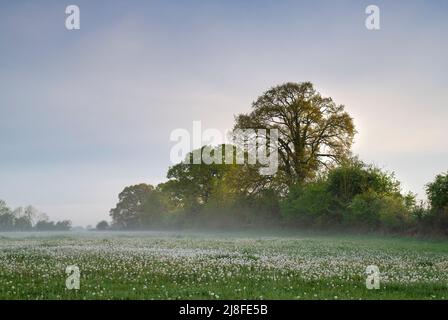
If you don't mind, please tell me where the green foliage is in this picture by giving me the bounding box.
[108,155,445,236]
[165,145,236,215]
[109,184,170,229]
[96,220,109,230]
[426,172,448,235]
[327,159,401,205]
[281,160,413,231]
[378,196,412,232]
[349,192,412,231]
[326,161,368,204]
[426,172,448,211]
[250,189,281,220]
[281,181,335,225]
[347,191,381,228]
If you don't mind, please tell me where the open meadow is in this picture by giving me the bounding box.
[0,231,447,300]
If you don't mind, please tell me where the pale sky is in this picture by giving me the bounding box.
[1,0,447,226]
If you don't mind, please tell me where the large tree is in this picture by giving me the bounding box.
[164,145,279,221]
[164,146,236,214]
[110,184,155,228]
[110,183,168,229]
[426,172,448,234]
[234,82,356,187]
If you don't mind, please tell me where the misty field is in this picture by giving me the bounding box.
[0,231,447,300]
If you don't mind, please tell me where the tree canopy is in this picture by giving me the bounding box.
[234,82,355,186]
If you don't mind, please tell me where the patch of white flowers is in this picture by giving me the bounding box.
[0,232,447,299]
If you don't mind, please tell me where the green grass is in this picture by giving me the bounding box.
[0,231,447,299]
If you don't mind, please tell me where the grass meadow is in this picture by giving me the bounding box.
[0,231,447,300]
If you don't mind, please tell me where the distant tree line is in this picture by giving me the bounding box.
[0,201,71,231]
[106,82,447,236]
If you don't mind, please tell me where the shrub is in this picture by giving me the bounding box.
[327,160,401,206]
[378,196,411,232]
[281,181,337,226]
[426,172,448,210]
[347,191,381,228]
